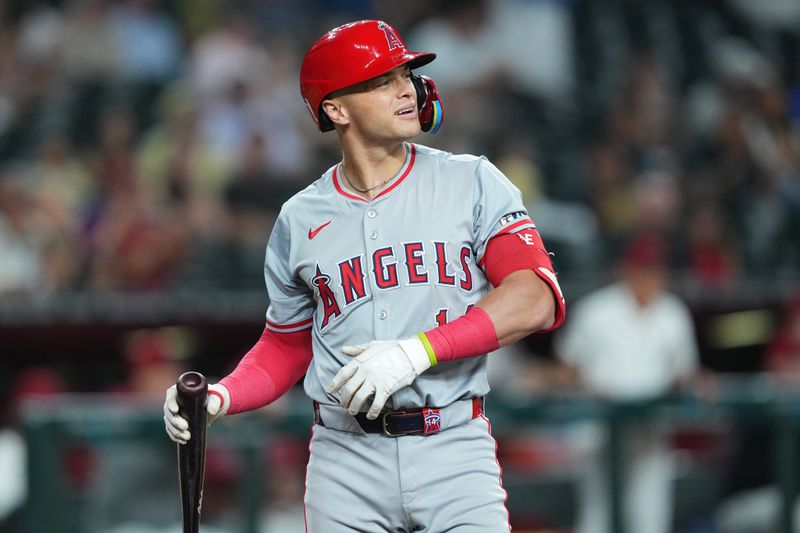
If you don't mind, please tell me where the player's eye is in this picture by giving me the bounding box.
[369,78,390,90]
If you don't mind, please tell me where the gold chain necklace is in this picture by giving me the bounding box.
[340,164,398,194]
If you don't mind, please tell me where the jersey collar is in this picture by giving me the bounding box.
[333,143,417,203]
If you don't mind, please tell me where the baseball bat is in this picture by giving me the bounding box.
[175,371,208,533]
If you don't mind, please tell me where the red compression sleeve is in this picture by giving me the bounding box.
[421,306,500,363]
[218,326,313,414]
[482,229,566,332]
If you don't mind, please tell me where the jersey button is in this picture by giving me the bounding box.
[367,209,377,218]
[378,310,388,320]
[369,231,378,240]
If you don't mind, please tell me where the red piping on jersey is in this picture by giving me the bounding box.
[266,317,313,330]
[333,144,417,202]
[303,422,314,533]
[480,414,512,531]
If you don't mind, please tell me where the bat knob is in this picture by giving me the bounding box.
[177,371,208,397]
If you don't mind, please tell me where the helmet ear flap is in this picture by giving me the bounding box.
[412,74,444,134]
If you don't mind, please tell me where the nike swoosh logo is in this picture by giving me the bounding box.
[308,220,332,240]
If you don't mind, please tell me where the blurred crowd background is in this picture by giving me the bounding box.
[0,0,798,297]
[2,0,800,532]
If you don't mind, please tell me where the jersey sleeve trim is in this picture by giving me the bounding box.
[265,316,313,333]
[496,218,535,236]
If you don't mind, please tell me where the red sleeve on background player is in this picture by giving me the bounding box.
[482,228,566,332]
[219,326,313,414]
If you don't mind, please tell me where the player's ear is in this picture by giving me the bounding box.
[321,98,350,128]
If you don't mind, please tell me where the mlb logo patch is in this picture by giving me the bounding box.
[499,210,527,226]
[422,408,441,435]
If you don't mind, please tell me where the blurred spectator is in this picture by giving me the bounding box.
[257,433,308,533]
[715,293,800,533]
[247,35,318,178]
[84,327,212,533]
[114,327,193,398]
[554,232,704,533]
[137,84,229,207]
[199,79,257,171]
[84,107,189,290]
[494,135,601,271]
[221,133,298,288]
[585,140,637,249]
[58,0,123,149]
[766,293,800,380]
[410,0,573,101]
[107,0,183,132]
[28,133,94,231]
[409,0,504,92]
[0,5,63,161]
[683,201,740,287]
[0,166,77,294]
[189,12,268,100]
[631,166,683,239]
[0,366,67,529]
[136,84,231,288]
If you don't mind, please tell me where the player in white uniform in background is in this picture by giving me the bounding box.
[164,20,565,532]
[555,232,700,533]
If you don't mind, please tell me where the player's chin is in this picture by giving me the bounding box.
[393,117,422,139]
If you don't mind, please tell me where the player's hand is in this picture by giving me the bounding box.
[163,383,230,444]
[328,337,432,420]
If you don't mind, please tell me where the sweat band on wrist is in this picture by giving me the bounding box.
[208,389,226,411]
[422,306,499,363]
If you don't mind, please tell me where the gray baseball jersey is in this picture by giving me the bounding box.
[263,142,536,410]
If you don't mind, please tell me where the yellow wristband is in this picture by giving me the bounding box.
[417,332,438,367]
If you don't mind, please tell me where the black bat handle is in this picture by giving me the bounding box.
[176,371,208,533]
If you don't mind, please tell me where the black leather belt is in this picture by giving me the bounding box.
[314,397,484,437]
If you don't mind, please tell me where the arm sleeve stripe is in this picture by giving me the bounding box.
[265,316,313,332]
[495,218,535,236]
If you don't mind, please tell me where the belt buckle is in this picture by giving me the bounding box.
[381,410,409,437]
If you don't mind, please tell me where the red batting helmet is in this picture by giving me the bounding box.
[300,20,437,132]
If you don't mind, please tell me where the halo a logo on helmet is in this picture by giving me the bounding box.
[378,21,402,51]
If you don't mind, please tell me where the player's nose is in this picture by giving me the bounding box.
[395,75,415,100]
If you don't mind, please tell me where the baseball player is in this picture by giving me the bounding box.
[164,20,565,532]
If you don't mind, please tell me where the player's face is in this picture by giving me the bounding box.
[624,264,667,307]
[332,66,421,143]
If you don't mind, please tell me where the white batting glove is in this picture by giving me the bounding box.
[163,383,230,444]
[328,337,432,420]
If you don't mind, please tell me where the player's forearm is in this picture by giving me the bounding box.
[219,327,313,414]
[418,270,559,365]
[476,270,556,346]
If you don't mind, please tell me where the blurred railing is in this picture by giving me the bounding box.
[17,375,800,533]
[0,290,267,326]
[0,273,795,327]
